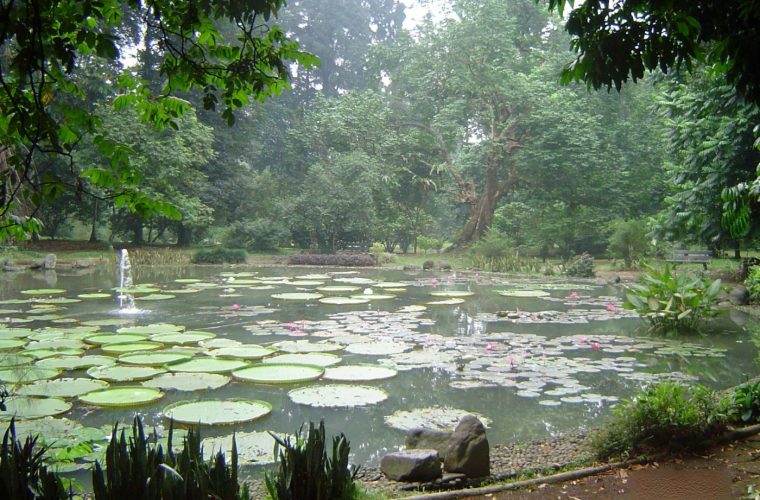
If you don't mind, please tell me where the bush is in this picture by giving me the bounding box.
[563,252,595,278]
[744,267,760,302]
[727,380,760,424]
[223,219,289,252]
[192,248,247,264]
[471,229,511,260]
[623,265,722,333]
[607,219,651,269]
[265,421,358,500]
[591,382,726,460]
[417,236,444,254]
[287,254,376,267]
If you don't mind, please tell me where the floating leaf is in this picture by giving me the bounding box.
[430,291,475,297]
[350,294,396,300]
[36,355,116,371]
[168,358,249,374]
[163,399,272,426]
[77,293,112,299]
[272,340,342,354]
[80,386,164,407]
[25,348,84,359]
[397,305,427,313]
[0,397,71,419]
[233,364,324,384]
[117,324,184,335]
[142,372,230,392]
[318,296,369,305]
[271,292,323,301]
[0,338,25,350]
[426,298,465,305]
[374,282,408,289]
[174,278,201,283]
[202,431,282,463]
[100,342,163,354]
[85,333,148,345]
[118,351,193,366]
[87,365,165,382]
[18,378,109,398]
[0,366,60,383]
[384,407,492,431]
[150,331,215,345]
[323,364,397,382]
[345,342,409,356]
[262,353,341,367]
[20,289,67,295]
[316,286,361,293]
[208,346,275,360]
[289,385,388,408]
[497,290,550,297]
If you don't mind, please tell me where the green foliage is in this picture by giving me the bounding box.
[265,421,358,500]
[0,420,71,500]
[607,219,651,268]
[591,382,726,460]
[192,248,247,264]
[745,268,760,303]
[623,265,722,333]
[416,236,444,254]
[563,252,595,278]
[223,219,289,252]
[92,416,249,500]
[727,380,760,424]
[471,229,512,260]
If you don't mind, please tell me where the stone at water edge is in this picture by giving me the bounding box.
[730,285,750,306]
[443,415,490,477]
[43,254,57,270]
[405,428,452,457]
[380,449,442,482]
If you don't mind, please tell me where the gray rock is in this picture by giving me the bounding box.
[405,428,452,456]
[43,253,57,270]
[443,415,490,477]
[438,261,451,270]
[381,449,442,482]
[422,260,434,270]
[73,259,92,268]
[730,285,750,305]
[403,265,421,271]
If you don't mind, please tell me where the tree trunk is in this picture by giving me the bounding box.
[89,200,99,242]
[132,221,144,245]
[176,223,192,247]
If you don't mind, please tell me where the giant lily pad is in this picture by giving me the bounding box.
[323,364,397,382]
[430,291,475,298]
[30,297,81,305]
[316,286,361,293]
[0,366,60,383]
[85,333,148,345]
[20,289,67,295]
[319,297,370,305]
[202,431,282,464]
[271,292,323,301]
[272,340,342,354]
[497,290,550,297]
[80,386,164,407]
[0,328,34,339]
[350,294,396,300]
[100,341,163,354]
[87,365,165,382]
[139,294,176,301]
[0,338,25,350]
[426,298,465,305]
[0,397,71,419]
[262,353,341,367]
[118,324,184,335]
[333,277,375,285]
[36,355,116,371]
[142,372,230,392]
[233,364,324,384]
[150,331,215,345]
[18,378,109,398]
[289,385,388,408]
[77,293,112,299]
[207,346,275,360]
[118,351,193,366]
[384,407,492,432]
[168,358,249,374]
[163,399,272,426]
[112,285,160,294]
[345,342,410,356]
[374,282,408,289]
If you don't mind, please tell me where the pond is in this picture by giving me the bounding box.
[0,262,754,478]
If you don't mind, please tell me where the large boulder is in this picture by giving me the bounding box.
[43,253,57,270]
[405,428,452,455]
[380,449,442,482]
[443,415,490,477]
[730,285,750,306]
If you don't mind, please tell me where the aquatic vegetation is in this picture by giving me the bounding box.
[163,399,272,426]
[233,364,324,384]
[288,385,388,408]
[726,380,760,423]
[384,407,492,431]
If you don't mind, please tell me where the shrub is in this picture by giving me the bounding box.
[192,248,247,264]
[417,236,444,254]
[265,421,358,500]
[471,229,511,260]
[223,219,289,252]
[0,420,70,500]
[623,265,722,333]
[744,267,760,302]
[727,380,760,424]
[607,219,651,269]
[591,382,726,460]
[563,252,595,278]
[92,417,249,500]
[287,254,376,267]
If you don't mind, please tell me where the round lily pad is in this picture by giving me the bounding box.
[168,358,249,374]
[118,324,184,335]
[163,399,272,426]
[0,338,25,350]
[20,289,67,295]
[384,407,492,431]
[497,290,550,297]
[112,285,160,294]
[426,298,465,305]
[374,282,408,288]
[345,342,410,356]
[139,294,176,301]
[0,328,34,338]
[430,290,474,298]
[0,366,60,383]
[316,286,361,293]
[118,351,193,366]
[80,386,164,407]
[174,278,202,283]
[271,293,323,301]
[272,340,342,354]
[85,333,148,345]
[142,372,230,392]
[351,294,396,300]
[289,385,388,408]
[87,365,165,382]
[334,277,375,285]
[150,331,216,345]
[25,348,85,359]
[100,341,163,354]
[323,364,397,381]
[288,280,324,286]
[297,274,332,280]
[202,431,282,464]
[233,364,324,384]
[319,297,370,305]
[0,397,71,419]
[18,378,109,398]
[77,293,112,299]
[36,355,116,370]
[208,346,275,360]
[262,353,342,367]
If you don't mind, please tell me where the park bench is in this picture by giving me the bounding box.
[667,249,712,270]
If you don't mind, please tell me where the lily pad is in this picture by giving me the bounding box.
[77,293,112,299]
[296,274,332,280]
[101,342,163,354]
[497,290,550,297]
[426,298,465,305]
[18,378,109,398]
[319,296,370,305]
[117,324,184,335]
[384,407,492,432]
[0,366,60,383]
[163,399,272,426]
[429,291,475,298]
[174,278,202,283]
[85,333,148,345]
[25,348,84,359]
[36,355,116,371]
[150,331,215,345]
[118,351,193,366]
[323,364,397,381]
[0,397,71,419]
[140,294,176,301]
[374,282,408,288]
[202,431,281,464]
[142,372,230,392]
[345,342,410,356]
[350,294,396,300]
[333,277,375,285]
[30,297,81,305]
[20,289,67,295]
[0,338,25,350]
[79,386,164,407]
[316,286,361,293]
[289,384,388,408]
[263,353,342,367]
[233,363,324,384]
[271,292,323,301]
[272,340,342,354]
[208,346,275,360]
[87,365,165,382]
[398,305,427,314]
[168,358,249,374]
[112,285,160,294]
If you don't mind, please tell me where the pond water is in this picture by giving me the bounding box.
[0,263,755,477]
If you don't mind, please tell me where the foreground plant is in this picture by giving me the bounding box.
[727,380,760,424]
[591,382,726,460]
[623,265,722,333]
[265,420,358,500]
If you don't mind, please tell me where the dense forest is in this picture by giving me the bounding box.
[4,0,760,261]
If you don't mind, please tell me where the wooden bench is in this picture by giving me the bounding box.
[667,249,712,270]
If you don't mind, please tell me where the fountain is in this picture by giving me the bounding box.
[116,248,139,313]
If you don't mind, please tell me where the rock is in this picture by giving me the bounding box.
[422,260,434,271]
[438,261,452,270]
[405,428,452,456]
[403,265,421,271]
[495,310,509,318]
[443,415,490,477]
[73,259,92,268]
[43,253,57,270]
[380,449,442,482]
[730,285,750,305]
